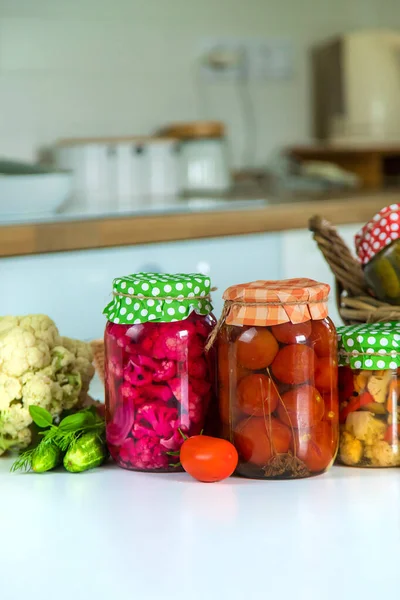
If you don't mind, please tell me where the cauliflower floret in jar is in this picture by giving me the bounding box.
[364,441,400,467]
[339,430,363,466]
[345,411,386,445]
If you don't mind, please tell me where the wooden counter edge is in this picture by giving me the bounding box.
[0,195,395,258]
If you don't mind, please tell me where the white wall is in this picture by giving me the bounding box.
[0,0,398,167]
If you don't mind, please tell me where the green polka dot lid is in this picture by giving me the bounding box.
[103,272,213,325]
[338,322,400,370]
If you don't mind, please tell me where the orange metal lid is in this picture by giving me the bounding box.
[222,278,330,326]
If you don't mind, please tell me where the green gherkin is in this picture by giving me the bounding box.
[371,256,400,299]
[63,432,107,473]
[32,443,62,473]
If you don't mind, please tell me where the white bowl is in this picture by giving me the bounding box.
[0,172,72,219]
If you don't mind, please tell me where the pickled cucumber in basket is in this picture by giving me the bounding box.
[355,204,400,304]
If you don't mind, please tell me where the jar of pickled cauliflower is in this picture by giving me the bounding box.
[355,204,400,304]
[338,322,400,467]
[213,278,338,479]
[103,272,216,472]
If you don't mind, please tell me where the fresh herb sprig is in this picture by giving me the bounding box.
[11,405,105,473]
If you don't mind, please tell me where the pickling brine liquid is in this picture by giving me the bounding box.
[218,318,339,479]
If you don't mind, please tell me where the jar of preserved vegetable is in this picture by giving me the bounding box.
[103,272,216,472]
[355,203,400,304]
[338,322,400,467]
[212,278,338,480]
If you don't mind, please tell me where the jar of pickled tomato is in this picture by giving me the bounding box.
[338,322,400,467]
[214,278,338,479]
[103,272,216,472]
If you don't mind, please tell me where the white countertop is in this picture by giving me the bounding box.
[1,194,268,225]
[2,457,399,600]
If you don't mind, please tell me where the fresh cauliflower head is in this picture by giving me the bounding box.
[60,336,94,394]
[0,315,94,455]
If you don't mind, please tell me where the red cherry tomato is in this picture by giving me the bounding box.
[237,373,279,416]
[271,321,311,344]
[277,384,324,429]
[292,421,336,473]
[271,344,316,385]
[218,384,242,425]
[321,390,339,424]
[234,416,291,466]
[218,339,250,388]
[180,435,238,483]
[309,319,336,358]
[236,327,279,370]
[314,356,338,392]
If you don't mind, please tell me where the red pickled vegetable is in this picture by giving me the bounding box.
[384,424,400,443]
[139,384,173,404]
[191,378,211,396]
[118,436,170,470]
[271,321,312,344]
[123,361,153,387]
[189,356,208,379]
[120,381,139,402]
[106,401,135,446]
[136,403,178,439]
[104,312,215,472]
[153,359,176,382]
[339,391,374,423]
[271,344,316,385]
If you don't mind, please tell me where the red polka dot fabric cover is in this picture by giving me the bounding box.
[355,203,400,266]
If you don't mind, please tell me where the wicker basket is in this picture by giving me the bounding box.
[309,215,400,325]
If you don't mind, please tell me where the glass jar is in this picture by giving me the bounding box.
[355,203,400,304]
[159,121,231,195]
[338,322,400,467]
[216,279,339,479]
[103,273,216,472]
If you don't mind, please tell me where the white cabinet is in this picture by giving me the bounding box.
[0,223,363,338]
[0,232,281,340]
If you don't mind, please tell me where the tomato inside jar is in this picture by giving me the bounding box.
[216,279,339,479]
[103,273,217,472]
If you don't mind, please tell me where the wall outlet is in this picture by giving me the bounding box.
[248,39,294,80]
[198,37,294,82]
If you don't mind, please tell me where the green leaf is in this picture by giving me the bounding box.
[29,406,53,429]
[58,411,95,433]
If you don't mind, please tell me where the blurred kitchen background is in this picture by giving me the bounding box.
[1,0,400,365]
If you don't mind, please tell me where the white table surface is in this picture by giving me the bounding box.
[2,458,399,600]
